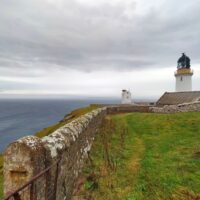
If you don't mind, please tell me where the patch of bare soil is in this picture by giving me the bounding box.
[193,151,200,158]
[173,188,200,200]
[128,137,145,174]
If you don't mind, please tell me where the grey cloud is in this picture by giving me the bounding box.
[0,80,40,91]
[0,0,200,75]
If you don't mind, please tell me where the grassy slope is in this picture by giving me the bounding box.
[0,104,99,198]
[35,104,99,138]
[81,112,200,200]
[0,154,3,198]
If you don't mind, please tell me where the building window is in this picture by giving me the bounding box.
[180,76,183,81]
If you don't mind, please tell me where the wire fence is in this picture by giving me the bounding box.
[4,158,61,200]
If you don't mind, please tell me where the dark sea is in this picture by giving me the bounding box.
[0,98,119,152]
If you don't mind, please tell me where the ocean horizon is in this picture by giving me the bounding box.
[0,96,156,152]
[0,98,122,152]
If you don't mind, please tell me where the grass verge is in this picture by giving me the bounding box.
[0,154,3,198]
[78,112,200,200]
[36,104,100,138]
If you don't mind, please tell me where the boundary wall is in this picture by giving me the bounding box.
[150,101,200,113]
[4,107,106,200]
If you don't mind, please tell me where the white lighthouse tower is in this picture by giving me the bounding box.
[175,53,193,92]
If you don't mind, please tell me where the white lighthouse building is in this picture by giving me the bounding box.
[175,53,193,92]
[121,89,132,104]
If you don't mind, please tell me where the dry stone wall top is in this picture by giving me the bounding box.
[3,107,107,200]
[150,101,200,113]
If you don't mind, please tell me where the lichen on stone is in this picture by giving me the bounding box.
[17,135,41,150]
[42,132,67,158]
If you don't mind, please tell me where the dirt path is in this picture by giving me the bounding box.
[128,137,145,177]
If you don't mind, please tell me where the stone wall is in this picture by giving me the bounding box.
[107,105,150,114]
[150,101,200,113]
[4,107,107,200]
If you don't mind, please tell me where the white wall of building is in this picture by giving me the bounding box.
[121,90,132,104]
[175,74,192,92]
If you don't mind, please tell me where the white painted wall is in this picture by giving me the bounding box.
[121,90,132,104]
[175,74,192,92]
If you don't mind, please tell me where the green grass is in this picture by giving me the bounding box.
[80,112,200,200]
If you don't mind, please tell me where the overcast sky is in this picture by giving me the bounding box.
[0,0,200,99]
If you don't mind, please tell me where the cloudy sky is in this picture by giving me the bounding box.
[0,0,200,99]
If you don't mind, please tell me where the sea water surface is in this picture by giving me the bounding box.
[0,98,119,152]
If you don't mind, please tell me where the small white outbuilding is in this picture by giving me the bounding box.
[121,89,132,104]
